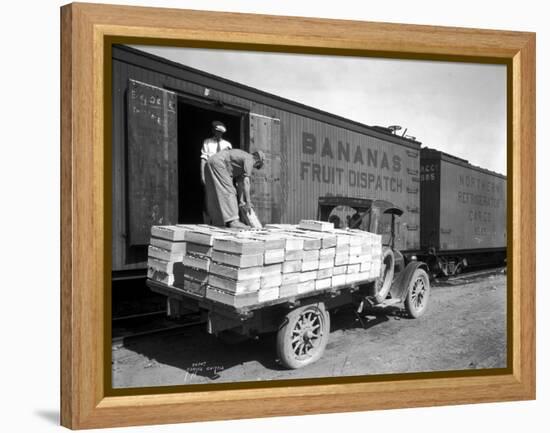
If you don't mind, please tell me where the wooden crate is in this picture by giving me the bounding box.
[151,225,188,241]
[258,287,280,302]
[208,274,260,294]
[181,254,211,271]
[213,237,264,255]
[148,245,185,262]
[205,287,259,308]
[265,248,285,264]
[186,242,213,257]
[209,263,262,280]
[261,273,282,288]
[150,237,186,252]
[298,220,334,232]
[282,260,302,273]
[147,257,174,274]
[147,267,174,286]
[211,251,264,268]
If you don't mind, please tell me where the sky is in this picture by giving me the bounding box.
[134,45,507,174]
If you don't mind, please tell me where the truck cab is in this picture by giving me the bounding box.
[317,196,431,318]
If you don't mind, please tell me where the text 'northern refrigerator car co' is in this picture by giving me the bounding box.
[419,148,506,276]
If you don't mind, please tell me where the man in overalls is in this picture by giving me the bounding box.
[204,149,265,228]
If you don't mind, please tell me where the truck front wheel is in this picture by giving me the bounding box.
[276,303,330,369]
[404,268,430,318]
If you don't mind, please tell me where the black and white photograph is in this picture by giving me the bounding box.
[111,44,507,388]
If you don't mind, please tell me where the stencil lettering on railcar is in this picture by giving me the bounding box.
[300,132,406,193]
[420,163,438,181]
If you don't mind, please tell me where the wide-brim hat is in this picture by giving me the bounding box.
[253,150,266,164]
[212,121,226,133]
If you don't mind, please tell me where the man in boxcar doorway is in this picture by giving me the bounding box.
[204,149,265,229]
[200,121,232,223]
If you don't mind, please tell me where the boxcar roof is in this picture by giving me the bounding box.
[421,147,507,180]
[113,44,421,150]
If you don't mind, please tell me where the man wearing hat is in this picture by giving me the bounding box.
[200,121,232,187]
[204,148,265,228]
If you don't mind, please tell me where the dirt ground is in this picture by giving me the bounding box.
[112,270,507,388]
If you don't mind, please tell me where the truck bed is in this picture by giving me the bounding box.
[147,278,375,317]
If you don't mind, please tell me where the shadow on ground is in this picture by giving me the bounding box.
[116,304,400,380]
[34,410,59,425]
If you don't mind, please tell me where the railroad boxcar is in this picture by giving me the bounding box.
[419,148,507,276]
[111,44,422,284]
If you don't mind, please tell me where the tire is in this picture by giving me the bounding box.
[276,303,330,369]
[404,268,431,318]
[372,248,395,304]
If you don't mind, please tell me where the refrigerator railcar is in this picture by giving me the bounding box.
[420,148,507,276]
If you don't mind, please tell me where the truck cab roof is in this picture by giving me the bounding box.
[318,196,404,217]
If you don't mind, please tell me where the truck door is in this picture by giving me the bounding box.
[249,113,282,224]
[127,79,178,245]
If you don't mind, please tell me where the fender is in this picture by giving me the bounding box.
[389,260,429,301]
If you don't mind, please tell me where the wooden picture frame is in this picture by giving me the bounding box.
[60,2,535,429]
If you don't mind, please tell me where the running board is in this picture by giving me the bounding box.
[367,297,402,308]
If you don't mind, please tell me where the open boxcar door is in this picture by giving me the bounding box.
[248,113,282,224]
[127,79,178,245]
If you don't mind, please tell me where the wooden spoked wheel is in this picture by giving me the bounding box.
[276,303,330,369]
[404,268,431,318]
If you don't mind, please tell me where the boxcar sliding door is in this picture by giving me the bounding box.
[127,79,178,245]
[249,113,282,225]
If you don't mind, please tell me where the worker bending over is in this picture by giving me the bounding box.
[204,148,265,228]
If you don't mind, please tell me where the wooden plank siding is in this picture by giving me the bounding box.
[420,148,507,252]
[127,80,178,245]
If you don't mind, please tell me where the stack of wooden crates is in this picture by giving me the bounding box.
[147,220,382,308]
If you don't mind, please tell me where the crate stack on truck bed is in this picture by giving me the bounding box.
[147,221,382,309]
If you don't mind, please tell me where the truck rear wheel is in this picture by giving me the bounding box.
[276,303,330,369]
[404,268,430,318]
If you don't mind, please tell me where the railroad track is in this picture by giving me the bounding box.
[113,310,166,322]
[434,266,506,286]
[112,312,204,347]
